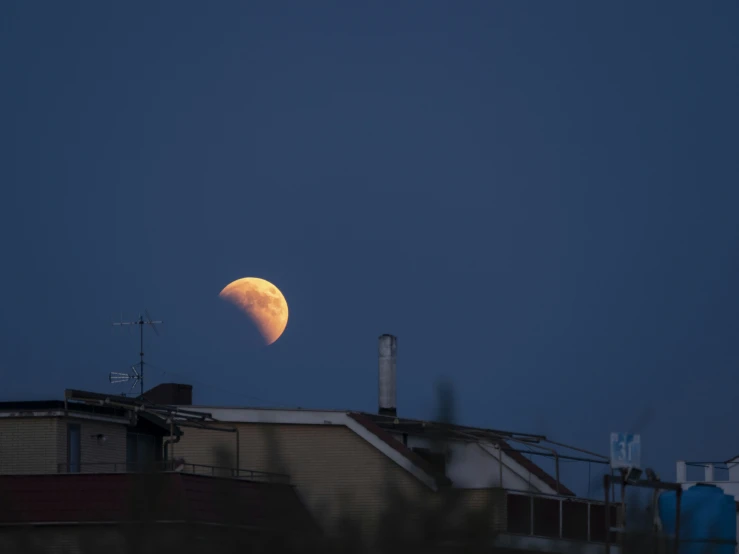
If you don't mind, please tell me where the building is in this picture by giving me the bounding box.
[169,334,618,552]
[0,392,321,553]
[0,334,619,553]
[170,402,617,551]
[0,397,172,475]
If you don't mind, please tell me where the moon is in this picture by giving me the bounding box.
[219,277,289,345]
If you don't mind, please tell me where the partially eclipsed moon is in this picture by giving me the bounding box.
[219,277,289,345]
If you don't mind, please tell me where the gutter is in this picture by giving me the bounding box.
[163,417,181,461]
[0,411,130,426]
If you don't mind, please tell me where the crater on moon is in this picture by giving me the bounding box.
[219,277,289,345]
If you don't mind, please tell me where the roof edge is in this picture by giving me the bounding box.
[346,412,451,491]
[0,410,130,426]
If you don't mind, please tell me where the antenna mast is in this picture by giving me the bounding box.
[111,310,162,397]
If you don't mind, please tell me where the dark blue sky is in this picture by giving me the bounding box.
[2,2,738,485]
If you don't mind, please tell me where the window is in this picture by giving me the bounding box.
[507,494,532,534]
[562,500,588,540]
[126,433,137,468]
[590,504,619,543]
[533,496,560,537]
[411,447,447,474]
[126,432,160,470]
[67,424,81,473]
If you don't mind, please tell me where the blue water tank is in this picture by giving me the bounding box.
[659,484,736,554]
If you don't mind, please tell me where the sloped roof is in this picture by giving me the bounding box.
[496,438,575,496]
[185,404,574,496]
[347,412,452,488]
[357,412,576,496]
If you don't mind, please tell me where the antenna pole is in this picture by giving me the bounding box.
[139,315,144,397]
[112,310,162,397]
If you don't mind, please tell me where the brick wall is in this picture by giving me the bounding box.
[0,418,61,474]
[0,417,127,475]
[74,419,127,472]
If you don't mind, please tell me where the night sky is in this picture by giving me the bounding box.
[2,2,738,488]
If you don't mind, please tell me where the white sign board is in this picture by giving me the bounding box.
[610,432,641,469]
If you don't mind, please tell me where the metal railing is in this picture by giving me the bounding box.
[506,489,619,543]
[676,460,736,484]
[56,461,290,484]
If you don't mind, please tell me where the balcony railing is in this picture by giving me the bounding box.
[506,490,619,543]
[56,461,290,484]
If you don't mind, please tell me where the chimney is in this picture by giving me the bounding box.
[378,334,397,416]
[143,383,193,405]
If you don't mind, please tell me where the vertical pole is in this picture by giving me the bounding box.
[555,452,560,494]
[529,458,533,487]
[236,428,240,476]
[620,468,627,533]
[587,461,592,498]
[530,493,534,536]
[559,498,563,538]
[499,444,504,486]
[611,468,616,507]
[139,316,144,396]
[604,475,611,554]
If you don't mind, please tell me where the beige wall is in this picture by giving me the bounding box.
[0,417,127,475]
[175,422,506,538]
[176,423,426,533]
[73,418,127,472]
[0,418,63,474]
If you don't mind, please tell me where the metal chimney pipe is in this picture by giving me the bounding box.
[378,334,397,416]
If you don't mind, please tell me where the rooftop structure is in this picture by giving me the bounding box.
[676,457,739,498]
[0,334,620,552]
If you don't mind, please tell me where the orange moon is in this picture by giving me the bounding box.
[219,277,289,345]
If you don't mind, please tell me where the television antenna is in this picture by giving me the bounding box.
[109,365,141,395]
[110,310,162,397]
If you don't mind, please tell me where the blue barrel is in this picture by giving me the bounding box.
[659,484,736,554]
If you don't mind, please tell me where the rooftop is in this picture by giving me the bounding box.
[0,387,605,498]
[183,402,601,496]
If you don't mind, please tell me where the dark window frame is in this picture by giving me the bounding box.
[506,492,618,544]
[126,431,163,470]
[411,446,448,475]
[67,423,81,473]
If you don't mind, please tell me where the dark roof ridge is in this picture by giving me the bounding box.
[0,400,127,418]
[366,412,545,440]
